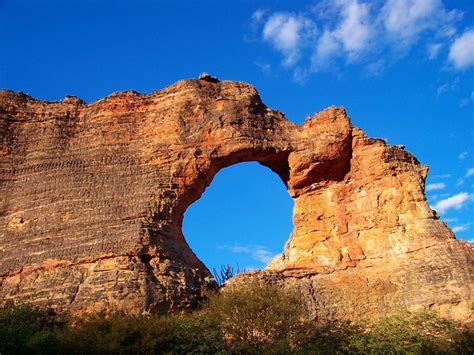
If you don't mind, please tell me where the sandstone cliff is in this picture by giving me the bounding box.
[0,77,472,321]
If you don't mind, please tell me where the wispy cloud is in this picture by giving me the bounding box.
[458,151,468,160]
[448,29,474,70]
[437,77,459,95]
[251,9,266,24]
[429,192,451,201]
[433,192,471,213]
[427,42,443,59]
[431,173,451,179]
[452,225,469,233]
[466,168,474,178]
[254,60,272,75]
[426,182,446,191]
[220,244,276,264]
[459,92,474,107]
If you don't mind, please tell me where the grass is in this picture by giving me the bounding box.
[1,283,472,354]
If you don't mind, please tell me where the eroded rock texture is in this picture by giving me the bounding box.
[0,77,472,321]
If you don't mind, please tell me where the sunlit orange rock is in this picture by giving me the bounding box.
[0,77,472,321]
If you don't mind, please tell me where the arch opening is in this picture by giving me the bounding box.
[182,161,294,276]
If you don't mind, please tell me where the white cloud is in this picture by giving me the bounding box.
[224,245,275,264]
[253,247,275,263]
[313,31,340,69]
[262,13,316,67]
[312,0,374,69]
[381,0,459,46]
[293,66,311,83]
[426,182,446,191]
[452,225,468,233]
[431,173,451,178]
[381,0,438,39]
[365,59,386,76]
[437,77,459,95]
[466,168,474,178]
[427,42,443,59]
[254,60,271,75]
[459,151,468,160]
[254,1,464,77]
[252,9,266,24]
[334,0,374,57]
[433,192,471,213]
[449,29,474,70]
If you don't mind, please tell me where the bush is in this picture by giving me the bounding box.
[293,320,358,354]
[59,313,183,354]
[1,295,472,354]
[340,311,474,354]
[59,312,228,354]
[0,304,58,354]
[27,330,61,355]
[198,281,306,353]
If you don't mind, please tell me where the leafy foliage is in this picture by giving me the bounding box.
[0,304,59,354]
[340,311,474,355]
[0,290,472,354]
[198,281,305,352]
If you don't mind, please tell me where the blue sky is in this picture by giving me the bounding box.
[1,0,473,272]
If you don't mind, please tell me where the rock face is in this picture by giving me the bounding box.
[0,78,472,321]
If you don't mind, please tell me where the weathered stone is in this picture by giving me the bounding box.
[198,72,219,83]
[0,79,472,321]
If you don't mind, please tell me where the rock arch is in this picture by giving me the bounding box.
[181,160,294,273]
[0,78,472,321]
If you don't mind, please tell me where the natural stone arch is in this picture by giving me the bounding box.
[0,78,471,321]
[174,150,292,234]
[180,158,294,275]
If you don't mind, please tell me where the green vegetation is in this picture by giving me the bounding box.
[1,283,472,354]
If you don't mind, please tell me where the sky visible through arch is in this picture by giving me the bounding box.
[0,0,473,270]
[183,162,293,272]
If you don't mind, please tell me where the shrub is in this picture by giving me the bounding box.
[198,281,306,353]
[452,326,474,354]
[0,304,60,354]
[59,313,184,354]
[167,312,227,354]
[341,311,474,354]
[292,320,358,354]
[1,296,473,354]
[27,330,61,355]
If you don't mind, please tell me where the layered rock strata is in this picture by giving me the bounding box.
[0,77,472,320]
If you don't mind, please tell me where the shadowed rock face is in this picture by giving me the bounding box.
[0,78,472,321]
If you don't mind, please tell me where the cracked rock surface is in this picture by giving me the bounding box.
[0,78,472,321]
